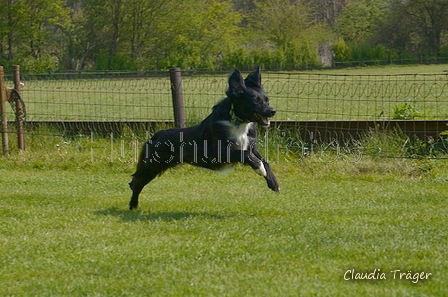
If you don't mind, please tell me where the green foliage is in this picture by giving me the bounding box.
[404,137,448,159]
[335,0,386,45]
[1,0,334,70]
[252,0,314,47]
[141,0,243,70]
[332,38,399,65]
[94,52,137,71]
[359,127,448,159]
[0,0,70,71]
[334,0,448,64]
[331,37,353,61]
[373,0,448,58]
[1,0,448,70]
[440,44,448,57]
[222,42,322,70]
[392,103,422,120]
[244,0,331,69]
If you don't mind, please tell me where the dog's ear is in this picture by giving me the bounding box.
[226,69,246,98]
[244,66,262,89]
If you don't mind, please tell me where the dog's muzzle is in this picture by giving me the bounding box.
[254,109,276,127]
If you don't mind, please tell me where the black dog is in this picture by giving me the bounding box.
[129,67,279,209]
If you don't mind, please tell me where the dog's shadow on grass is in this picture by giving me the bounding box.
[94,207,227,222]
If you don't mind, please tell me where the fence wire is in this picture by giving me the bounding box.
[2,70,448,160]
[3,71,447,122]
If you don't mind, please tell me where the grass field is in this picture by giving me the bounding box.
[5,64,448,123]
[1,149,448,296]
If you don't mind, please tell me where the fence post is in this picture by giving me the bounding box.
[13,65,25,151]
[0,66,10,156]
[169,68,186,128]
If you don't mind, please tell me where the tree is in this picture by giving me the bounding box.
[71,0,241,70]
[373,0,448,57]
[248,0,332,68]
[78,0,124,69]
[166,0,241,69]
[59,0,99,70]
[334,0,386,45]
[401,0,448,56]
[123,0,171,62]
[0,0,70,69]
[312,0,348,28]
[252,0,315,47]
[0,0,17,61]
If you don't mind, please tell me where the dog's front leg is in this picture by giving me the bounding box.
[248,149,280,192]
[231,149,279,192]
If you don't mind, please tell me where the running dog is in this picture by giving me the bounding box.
[129,66,279,209]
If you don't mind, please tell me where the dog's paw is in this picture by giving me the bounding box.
[266,175,280,192]
[129,201,139,210]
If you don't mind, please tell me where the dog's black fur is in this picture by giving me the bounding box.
[129,67,279,209]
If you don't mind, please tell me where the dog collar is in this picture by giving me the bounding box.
[230,104,246,127]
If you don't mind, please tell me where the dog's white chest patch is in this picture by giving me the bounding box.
[219,121,252,150]
[231,123,251,150]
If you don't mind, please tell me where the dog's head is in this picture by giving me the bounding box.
[226,66,276,127]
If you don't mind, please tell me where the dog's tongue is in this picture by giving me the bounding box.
[261,116,270,126]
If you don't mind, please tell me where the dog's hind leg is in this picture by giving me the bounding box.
[129,171,158,210]
[128,139,170,210]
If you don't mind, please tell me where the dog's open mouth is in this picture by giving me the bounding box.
[254,113,271,126]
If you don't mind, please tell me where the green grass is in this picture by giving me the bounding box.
[1,150,447,296]
[6,64,448,123]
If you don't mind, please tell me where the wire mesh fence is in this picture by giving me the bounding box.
[2,69,448,161]
[3,70,447,122]
[16,74,173,122]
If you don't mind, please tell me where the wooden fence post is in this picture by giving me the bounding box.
[0,66,10,156]
[13,65,25,151]
[169,68,186,128]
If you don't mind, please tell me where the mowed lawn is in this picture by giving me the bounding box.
[0,157,447,296]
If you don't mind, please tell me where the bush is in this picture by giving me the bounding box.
[392,103,422,120]
[332,38,353,62]
[93,52,137,70]
[439,44,448,57]
[332,38,399,65]
[222,42,321,71]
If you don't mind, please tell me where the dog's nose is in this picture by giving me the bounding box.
[270,109,276,117]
